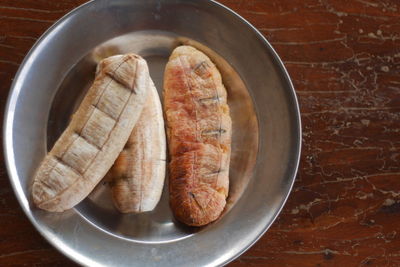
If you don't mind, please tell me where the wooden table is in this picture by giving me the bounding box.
[1,0,399,266]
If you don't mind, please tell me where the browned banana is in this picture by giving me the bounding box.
[164,46,232,226]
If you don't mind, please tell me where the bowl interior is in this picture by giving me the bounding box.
[47,31,258,242]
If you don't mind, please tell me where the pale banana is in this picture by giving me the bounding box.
[109,81,166,213]
[32,54,150,212]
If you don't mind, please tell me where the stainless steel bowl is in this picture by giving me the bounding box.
[4,0,301,266]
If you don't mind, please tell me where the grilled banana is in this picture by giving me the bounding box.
[32,54,150,212]
[109,80,166,213]
[164,46,232,226]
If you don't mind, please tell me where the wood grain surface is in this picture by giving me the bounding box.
[0,0,399,266]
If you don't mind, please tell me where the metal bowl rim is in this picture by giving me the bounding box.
[3,0,302,266]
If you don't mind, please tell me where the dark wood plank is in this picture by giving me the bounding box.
[1,0,399,266]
